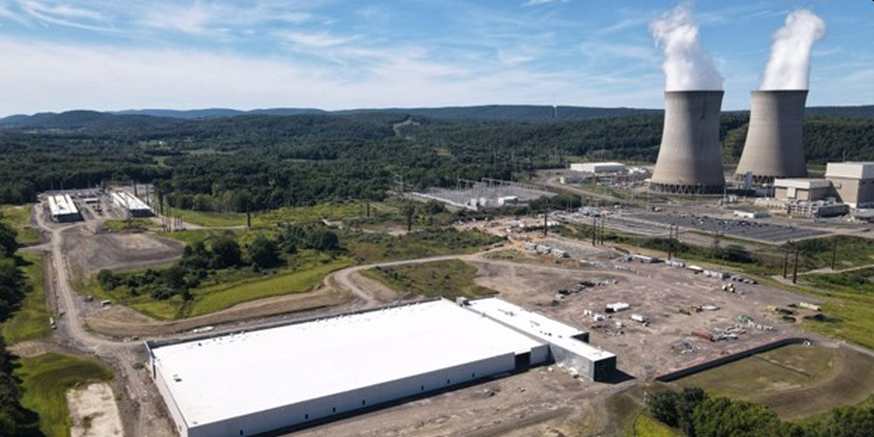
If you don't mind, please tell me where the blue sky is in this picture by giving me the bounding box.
[0,0,871,115]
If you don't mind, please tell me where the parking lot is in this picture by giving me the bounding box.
[630,213,827,243]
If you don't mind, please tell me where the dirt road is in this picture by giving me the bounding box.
[35,206,175,437]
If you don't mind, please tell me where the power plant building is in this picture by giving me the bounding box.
[825,162,874,208]
[111,191,154,217]
[735,90,809,183]
[147,298,614,437]
[650,91,726,194]
[46,194,82,222]
[773,178,833,202]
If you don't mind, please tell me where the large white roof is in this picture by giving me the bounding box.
[47,194,78,216]
[467,298,615,362]
[150,299,542,427]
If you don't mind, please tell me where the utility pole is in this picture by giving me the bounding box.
[792,247,800,284]
[543,211,548,238]
[592,217,598,246]
[783,246,789,279]
[600,216,606,245]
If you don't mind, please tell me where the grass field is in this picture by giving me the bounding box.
[343,229,502,263]
[1,204,41,246]
[81,252,351,320]
[165,207,246,227]
[14,353,113,437]
[362,259,496,300]
[673,345,874,419]
[630,414,680,437]
[187,256,352,317]
[2,252,51,344]
[103,218,153,233]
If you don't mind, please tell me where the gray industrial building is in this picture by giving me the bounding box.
[46,194,82,222]
[826,162,874,208]
[735,90,808,183]
[650,91,726,194]
[147,298,615,437]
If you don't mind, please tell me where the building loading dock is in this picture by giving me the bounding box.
[147,298,614,437]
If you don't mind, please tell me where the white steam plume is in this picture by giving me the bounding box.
[760,9,825,90]
[650,2,723,91]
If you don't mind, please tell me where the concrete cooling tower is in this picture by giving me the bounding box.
[650,90,726,194]
[734,90,808,183]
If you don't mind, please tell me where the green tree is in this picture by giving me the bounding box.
[249,236,280,269]
[0,222,18,257]
[211,237,242,269]
[692,397,783,437]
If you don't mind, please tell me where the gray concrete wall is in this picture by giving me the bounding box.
[651,91,725,194]
[735,90,808,182]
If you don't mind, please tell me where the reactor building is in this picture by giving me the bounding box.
[735,90,809,184]
[650,91,726,194]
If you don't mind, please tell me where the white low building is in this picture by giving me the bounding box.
[111,191,154,217]
[569,162,626,174]
[147,299,558,437]
[47,194,81,222]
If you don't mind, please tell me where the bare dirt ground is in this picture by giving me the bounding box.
[62,225,184,275]
[68,383,124,437]
[293,366,628,437]
[470,249,813,380]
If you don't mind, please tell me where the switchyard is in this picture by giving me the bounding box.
[146,298,614,437]
[411,178,555,211]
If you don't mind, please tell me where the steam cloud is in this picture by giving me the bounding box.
[760,9,825,90]
[650,2,723,91]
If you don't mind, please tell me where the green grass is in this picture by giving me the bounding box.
[343,228,502,263]
[103,218,153,233]
[2,252,51,344]
[1,204,41,246]
[187,256,352,317]
[673,345,874,419]
[675,346,836,400]
[14,353,113,437]
[165,207,246,227]
[630,414,681,437]
[79,252,352,320]
[252,202,365,227]
[158,228,243,245]
[362,259,497,299]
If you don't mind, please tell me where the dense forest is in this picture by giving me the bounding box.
[0,220,40,435]
[1,108,873,209]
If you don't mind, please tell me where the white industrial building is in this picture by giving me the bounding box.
[147,298,615,437]
[111,191,154,217]
[466,298,616,380]
[46,194,82,222]
[570,162,626,174]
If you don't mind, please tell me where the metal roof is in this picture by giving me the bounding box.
[149,299,543,427]
[47,194,78,216]
[467,298,615,362]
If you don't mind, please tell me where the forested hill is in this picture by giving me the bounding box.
[4,103,874,129]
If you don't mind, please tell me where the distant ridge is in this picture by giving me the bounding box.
[2,104,873,130]
[114,107,326,119]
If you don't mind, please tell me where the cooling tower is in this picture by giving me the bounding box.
[734,90,808,183]
[650,90,726,194]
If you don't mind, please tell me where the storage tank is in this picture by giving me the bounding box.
[735,90,808,184]
[650,91,726,194]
